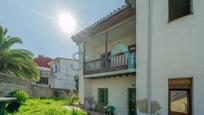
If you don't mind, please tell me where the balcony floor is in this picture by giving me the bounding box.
[84,68,136,79]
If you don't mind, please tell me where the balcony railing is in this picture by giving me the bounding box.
[84,51,136,75]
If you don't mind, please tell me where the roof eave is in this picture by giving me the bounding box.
[71,5,135,44]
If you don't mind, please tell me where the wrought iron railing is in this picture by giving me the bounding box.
[84,51,136,75]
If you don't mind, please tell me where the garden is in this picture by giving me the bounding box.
[0,26,88,115]
[13,98,87,115]
[0,90,87,115]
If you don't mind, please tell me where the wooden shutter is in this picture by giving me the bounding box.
[104,88,108,105]
[98,88,108,106]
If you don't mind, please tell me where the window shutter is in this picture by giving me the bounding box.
[98,88,108,105]
[104,89,108,105]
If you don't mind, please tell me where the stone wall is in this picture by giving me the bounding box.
[0,73,70,98]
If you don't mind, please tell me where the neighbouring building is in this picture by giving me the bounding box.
[71,1,136,115]
[136,0,204,115]
[49,58,79,90]
[34,55,53,87]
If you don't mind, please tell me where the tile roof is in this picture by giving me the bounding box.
[34,55,52,68]
[71,4,129,40]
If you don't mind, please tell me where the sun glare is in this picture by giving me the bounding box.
[58,12,76,35]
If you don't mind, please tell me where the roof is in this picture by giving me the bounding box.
[34,55,53,68]
[54,57,79,62]
[71,4,136,43]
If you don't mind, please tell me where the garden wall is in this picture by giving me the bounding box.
[0,73,70,98]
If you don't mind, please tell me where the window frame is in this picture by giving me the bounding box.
[168,78,192,115]
[168,0,193,22]
[98,88,108,106]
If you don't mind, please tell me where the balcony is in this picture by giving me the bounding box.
[84,51,135,75]
[83,16,136,76]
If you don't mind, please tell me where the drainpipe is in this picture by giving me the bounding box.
[147,0,153,114]
[105,32,108,68]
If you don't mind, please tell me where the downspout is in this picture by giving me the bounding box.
[105,32,108,68]
[147,0,153,114]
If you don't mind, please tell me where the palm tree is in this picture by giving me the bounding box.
[0,26,39,81]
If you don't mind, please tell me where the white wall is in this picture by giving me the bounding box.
[50,58,79,90]
[137,0,204,114]
[92,76,135,115]
[136,0,150,114]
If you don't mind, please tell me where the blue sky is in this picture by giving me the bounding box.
[0,0,124,59]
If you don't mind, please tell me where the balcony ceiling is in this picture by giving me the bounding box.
[86,18,136,47]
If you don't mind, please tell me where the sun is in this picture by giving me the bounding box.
[58,12,76,34]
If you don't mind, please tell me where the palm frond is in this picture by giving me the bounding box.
[3,37,23,49]
[0,26,40,81]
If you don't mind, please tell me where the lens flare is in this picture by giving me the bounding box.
[58,12,76,34]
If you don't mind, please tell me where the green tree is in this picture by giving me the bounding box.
[0,26,39,81]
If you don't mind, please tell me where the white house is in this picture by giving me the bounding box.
[72,0,204,114]
[136,0,204,115]
[49,58,79,90]
[71,1,136,115]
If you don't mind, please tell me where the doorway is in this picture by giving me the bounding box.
[128,88,136,115]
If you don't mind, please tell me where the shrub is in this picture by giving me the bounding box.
[71,109,78,115]
[6,101,20,113]
[53,91,59,98]
[6,90,29,113]
[8,90,29,104]
[68,95,79,105]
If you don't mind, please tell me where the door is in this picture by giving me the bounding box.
[128,88,136,115]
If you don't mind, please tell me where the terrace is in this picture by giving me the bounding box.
[83,17,136,76]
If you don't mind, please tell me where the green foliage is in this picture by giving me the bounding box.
[9,98,87,115]
[6,101,20,113]
[0,26,40,81]
[68,95,79,105]
[53,90,59,98]
[5,90,29,113]
[8,90,29,104]
[71,109,79,115]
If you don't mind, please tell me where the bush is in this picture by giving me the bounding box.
[68,95,79,105]
[6,90,29,113]
[71,109,79,115]
[6,101,20,113]
[8,90,29,104]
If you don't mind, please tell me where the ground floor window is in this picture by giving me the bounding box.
[168,78,192,115]
[98,88,108,106]
[37,77,48,84]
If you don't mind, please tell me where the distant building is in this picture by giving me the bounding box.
[34,55,53,87]
[49,58,79,90]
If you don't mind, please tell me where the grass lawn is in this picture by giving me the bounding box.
[10,98,87,115]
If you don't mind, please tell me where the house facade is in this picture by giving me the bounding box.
[49,58,79,90]
[136,0,204,115]
[71,2,136,115]
[34,55,53,87]
[72,0,204,114]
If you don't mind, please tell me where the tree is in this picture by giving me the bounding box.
[0,26,39,81]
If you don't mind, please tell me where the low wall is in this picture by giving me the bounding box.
[0,73,70,98]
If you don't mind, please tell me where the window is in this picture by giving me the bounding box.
[37,77,48,85]
[98,88,108,106]
[54,65,57,73]
[169,0,192,21]
[168,78,192,115]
